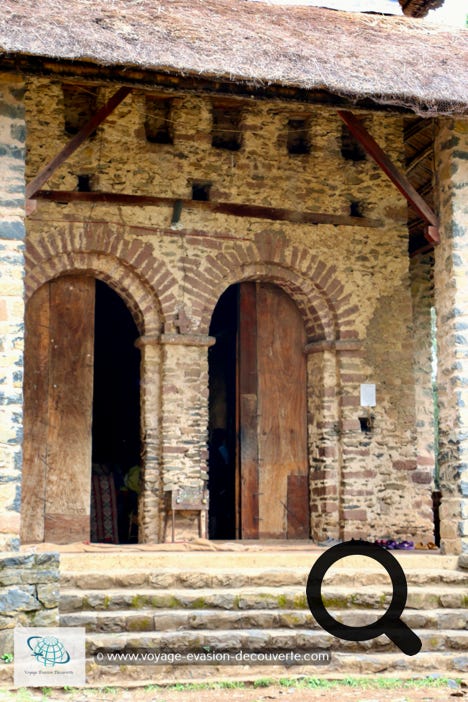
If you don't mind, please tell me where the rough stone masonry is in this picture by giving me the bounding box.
[0,74,26,552]
[3,72,467,553]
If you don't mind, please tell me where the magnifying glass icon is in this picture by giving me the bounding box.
[306,540,422,656]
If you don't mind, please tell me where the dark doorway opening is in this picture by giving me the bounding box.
[208,284,238,539]
[91,280,141,544]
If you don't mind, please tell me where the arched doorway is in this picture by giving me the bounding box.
[208,281,309,540]
[91,280,141,544]
[21,275,141,544]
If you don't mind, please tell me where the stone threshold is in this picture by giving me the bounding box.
[17,540,459,573]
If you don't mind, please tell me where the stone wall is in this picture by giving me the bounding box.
[433,119,468,555]
[0,74,26,551]
[0,552,59,656]
[18,76,437,543]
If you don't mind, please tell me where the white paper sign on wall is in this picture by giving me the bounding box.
[360,383,376,407]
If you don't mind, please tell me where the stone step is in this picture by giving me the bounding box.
[60,606,468,632]
[56,552,468,685]
[60,566,468,590]
[59,585,468,613]
[59,550,459,572]
[85,627,468,655]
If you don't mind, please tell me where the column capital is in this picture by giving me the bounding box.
[136,333,216,348]
[160,333,216,348]
[135,334,161,349]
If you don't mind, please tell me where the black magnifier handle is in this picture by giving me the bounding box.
[385,619,422,656]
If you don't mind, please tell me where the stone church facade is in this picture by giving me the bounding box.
[0,2,467,556]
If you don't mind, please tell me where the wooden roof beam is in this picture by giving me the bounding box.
[337,110,439,245]
[33,189,382,229]
[26,86,132,200]
[404,118,431,141]
[406,144,433,174]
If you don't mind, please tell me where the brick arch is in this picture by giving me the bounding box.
[201,262,335,341]
[25,223,178,335]
[189,235,357,342]
[26,252,160,336]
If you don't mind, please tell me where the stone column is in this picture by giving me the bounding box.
[334,341,374,542]
[433,119,468,555]
[160,333,215,541]
[0,74,26,551]
[306,342,341,541]
[135,335,163,543]
[410,253,436,528]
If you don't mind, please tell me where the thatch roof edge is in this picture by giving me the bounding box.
[0,0,466,116]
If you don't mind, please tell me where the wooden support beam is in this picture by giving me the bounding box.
[337,110,440,245]
[34,190,382,229]
[406,144,433,174]
[404,118,430,141]
[26,87,132,199]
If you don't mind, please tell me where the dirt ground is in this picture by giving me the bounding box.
[1,682,467,702]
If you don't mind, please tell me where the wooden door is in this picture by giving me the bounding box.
[238,282,309,539]
[21,276,95,543]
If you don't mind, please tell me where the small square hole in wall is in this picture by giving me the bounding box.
[212,104,243,151]
[62,84,98,136]
[359,416,373,433]
[144,95,174,144]
[341,123,367,162]
[191,181,212,201]
[287,118,311,155]
[349,200,363,217]
[77,174,92,192]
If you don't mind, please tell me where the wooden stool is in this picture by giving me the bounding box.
[163,486,208,542]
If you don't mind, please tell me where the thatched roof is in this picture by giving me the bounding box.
[399,0,445,18]
[0,0,467,115]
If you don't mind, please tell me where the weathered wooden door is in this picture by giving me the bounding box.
[238,282,309,539]
[21,276,95,543]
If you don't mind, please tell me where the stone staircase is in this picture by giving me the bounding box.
[58,548,468,684]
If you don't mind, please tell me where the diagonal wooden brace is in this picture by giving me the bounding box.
[26,86,132,200]
[338,110,440,245]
